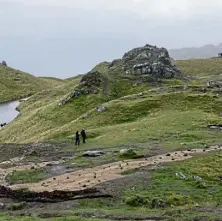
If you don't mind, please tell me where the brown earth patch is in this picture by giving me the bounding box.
[9,145,221,192]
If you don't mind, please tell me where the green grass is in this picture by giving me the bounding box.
[0,65,65,102]
[67,152,118,168]
[47,92,222,149]
[176,58,222,79]
[1,90,222,149]
[0,214,110,221]
[123,152,222,208]
[73,152,222,220]
[0,57,222,149]
[6,168,46,184]
[1,55,222,221]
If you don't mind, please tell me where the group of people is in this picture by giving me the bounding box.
[75,129,87,145]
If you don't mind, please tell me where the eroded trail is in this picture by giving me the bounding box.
[10,145,221,192]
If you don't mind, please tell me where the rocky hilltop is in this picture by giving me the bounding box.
[59,44,184,105]
[120,44,182,78]
[1,45,222,220]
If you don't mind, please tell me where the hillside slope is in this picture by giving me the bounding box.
[0,65,64,102]
[176,58,222,80]
[0,45,222,220]
[0,45,222,148]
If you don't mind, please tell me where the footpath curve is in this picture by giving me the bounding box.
[10,145,221,192]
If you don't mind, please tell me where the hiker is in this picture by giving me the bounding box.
[75,131,80,146]
[81,129,87,144]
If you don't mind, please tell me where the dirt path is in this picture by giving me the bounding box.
[10,145,221,192]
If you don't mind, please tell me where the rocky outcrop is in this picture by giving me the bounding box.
[0,123,6,128]
[96,106,106,112]
[207,81,222,89]
[82,150,105,157]
[59,71,104,106]
[0,61,7,66]
[109,59,122,68]
[207,124,222,130]
[59,44,184,106]
[80,71,104,88]
[59,88,98,106]
[121,44,182,79]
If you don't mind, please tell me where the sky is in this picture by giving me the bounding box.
[0,0,222,78]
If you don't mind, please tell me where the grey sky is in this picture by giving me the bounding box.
[0,0,222,78]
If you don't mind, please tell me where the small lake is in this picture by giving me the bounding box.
[0,101,20,124]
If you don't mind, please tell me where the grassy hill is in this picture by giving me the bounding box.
[0,57,221,148]
[176,58,222,79]
[0,65,64,102]
[0,50,222,220]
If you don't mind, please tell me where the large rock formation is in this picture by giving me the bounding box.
[59,44,183,106]
[0,61,7,66]
[80,71,104,88]
[121,44,182,78]
[59,71,105,106]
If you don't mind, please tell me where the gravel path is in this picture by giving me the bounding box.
[9,145,221,192]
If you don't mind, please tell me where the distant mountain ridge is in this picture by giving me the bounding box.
[169,43,222,60]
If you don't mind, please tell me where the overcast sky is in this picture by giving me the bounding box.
[0,0,222,78]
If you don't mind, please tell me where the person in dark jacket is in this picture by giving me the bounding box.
[81,129,87,144]
[75,131,80,146]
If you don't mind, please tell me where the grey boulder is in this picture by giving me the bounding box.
[82,150,105,157]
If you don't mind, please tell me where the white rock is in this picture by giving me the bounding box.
[82,151,105,157]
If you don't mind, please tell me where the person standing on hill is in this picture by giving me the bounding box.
[81,129,87,144]
[75,131,80,146]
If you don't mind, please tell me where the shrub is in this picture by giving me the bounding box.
[167,194,193,206]
[151,198,169,208]
[125,195,148,206]
[8,202,27,211]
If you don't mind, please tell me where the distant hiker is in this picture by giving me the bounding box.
[75,131,80,146]
[81,129,87,144]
